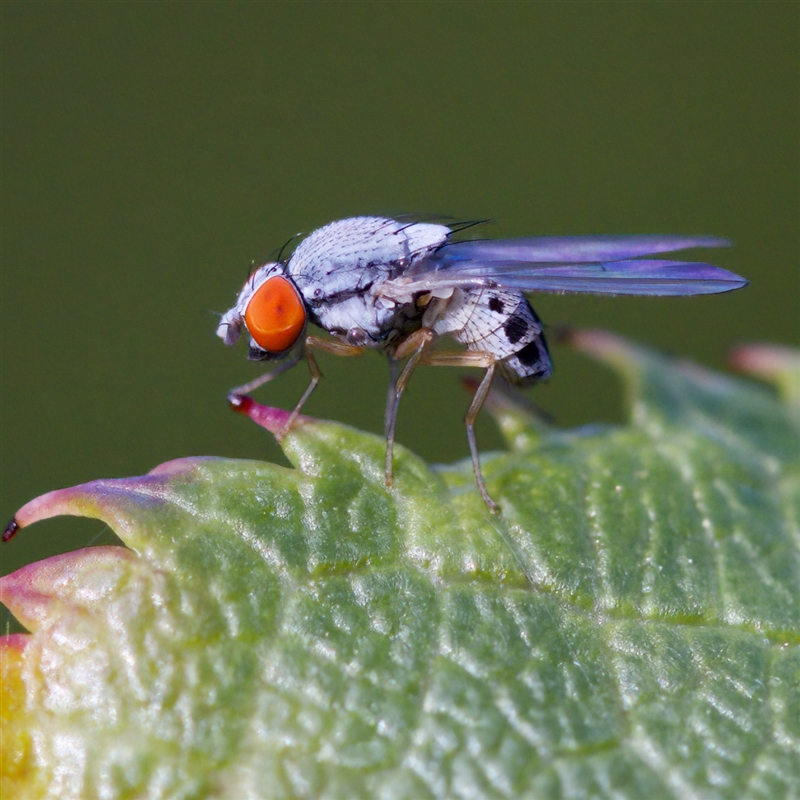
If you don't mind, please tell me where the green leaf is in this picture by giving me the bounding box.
[2,333,799,800]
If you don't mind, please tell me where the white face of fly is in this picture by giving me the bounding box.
[216,262,287,350]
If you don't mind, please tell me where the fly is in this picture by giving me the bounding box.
[217,216,747,512]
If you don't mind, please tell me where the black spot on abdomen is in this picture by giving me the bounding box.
[516,337,550,371]
[504,313,530,345]
[489,296,504,313]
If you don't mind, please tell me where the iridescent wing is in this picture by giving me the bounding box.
[434,233,731,263]
[389,234,747,297]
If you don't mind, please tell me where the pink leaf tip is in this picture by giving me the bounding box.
[228,393,312,437]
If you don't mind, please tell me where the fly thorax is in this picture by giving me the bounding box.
[306,292,408,345]
[285,216,450,342]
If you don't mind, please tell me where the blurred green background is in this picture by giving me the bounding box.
[2,2,798,600]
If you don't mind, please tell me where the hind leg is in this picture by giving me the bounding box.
[420,349,499,512]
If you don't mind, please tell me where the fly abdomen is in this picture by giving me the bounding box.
[433,287,551,384]
[493,294,551,384]
[499,332,551,385]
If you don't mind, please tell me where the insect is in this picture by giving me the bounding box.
[218,216,747,511]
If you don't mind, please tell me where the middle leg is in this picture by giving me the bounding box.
[384,328,437,486]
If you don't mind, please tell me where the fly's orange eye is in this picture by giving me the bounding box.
[244,276,306,353]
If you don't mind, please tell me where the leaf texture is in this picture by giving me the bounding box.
[1,334,798,800]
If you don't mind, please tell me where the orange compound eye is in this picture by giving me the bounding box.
[244,276,307,353]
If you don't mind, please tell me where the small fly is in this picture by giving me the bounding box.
[218,216,747,511]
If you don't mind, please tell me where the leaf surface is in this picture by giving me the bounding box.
[2,334,799,799]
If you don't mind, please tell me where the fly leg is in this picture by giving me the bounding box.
[229,349,304,397]
[384,328,437,487]
[419,350,499,513]
[385,358,399,433]
[279,336,366,439]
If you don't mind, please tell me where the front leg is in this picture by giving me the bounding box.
[278,335,367,439]
[229,348,304,397]
[230,336,366,440]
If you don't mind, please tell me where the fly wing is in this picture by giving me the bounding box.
[386,259,747,298]
[381,233,746,298]
[435,234,731,263]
